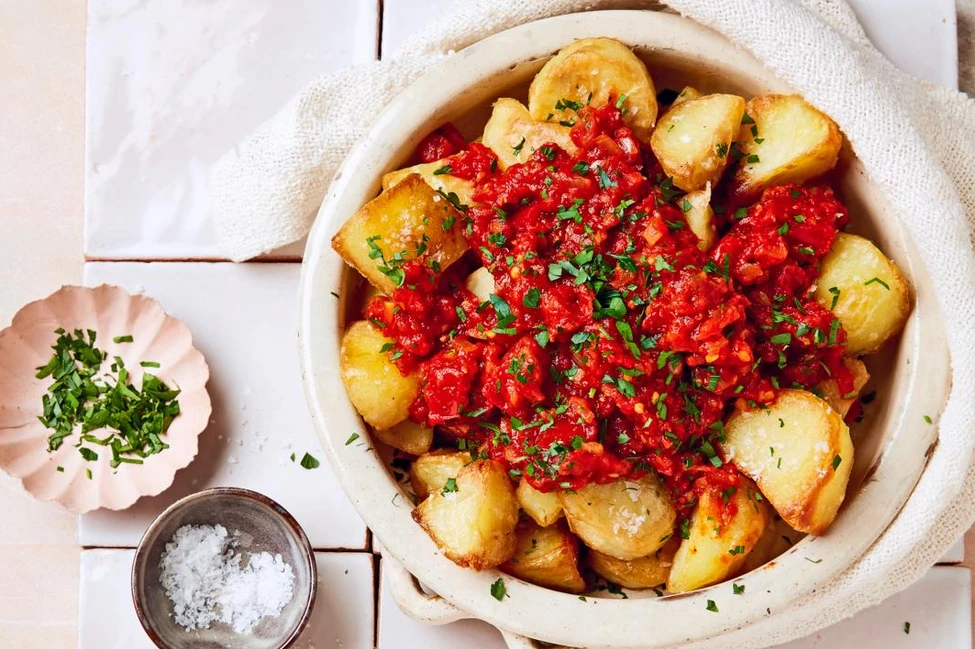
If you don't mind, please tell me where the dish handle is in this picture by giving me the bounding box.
[383,554,569,648]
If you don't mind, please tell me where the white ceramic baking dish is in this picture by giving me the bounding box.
[299,10,949,648]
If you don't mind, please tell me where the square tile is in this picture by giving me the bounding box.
[84,0,379,259]
[775,567,971,648]
[377,558,506,649]
[79,263,367,550]
[941,538,965,564]
[80,549,375,649]
[380,0,453,57]
[847,0,958,89]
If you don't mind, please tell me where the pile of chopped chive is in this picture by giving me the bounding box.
[35,328,180,470]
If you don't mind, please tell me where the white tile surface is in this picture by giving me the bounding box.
[376,559,507,649]
[775,567,971,648]
[79,263,367,550]
[942,538,966,564]
[80,549,375,649]
[84,0,378,260]
[848,0,958,89]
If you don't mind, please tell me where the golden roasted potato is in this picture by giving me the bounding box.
[650,93,745,192]
[742,515,804,573]
[409,450,471,500]
[721,389,854,535]
[588,537,679,590]
[667,478,770,593]
[482,98,577,170]
[558,476,676,560]
[339,321,419,431]
[502,520,586,593]
[815,232,911,355]
[528,37,657,141]
[332,174,468,293]
[382,158,476,207]
[670,86,701,107]
[412,459,519,570]
[730,94,841,202]
[464,267,495,303]
[817,357,870,418]
[516,480,564,527]
[373,419,433,456]
[682,182,716,251]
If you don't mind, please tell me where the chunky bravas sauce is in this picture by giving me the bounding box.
[365,103,852,517]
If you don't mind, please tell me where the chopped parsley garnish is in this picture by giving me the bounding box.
[832,455,842,470]
[864,277,890,290]
[512,137,526,156]
[300,453,320,469]
[432,165,452,176]
[706,599,718,612]
[441,477,458,494]
[732,583,745,595]
[345,433,360,445]
[35,329,179,470]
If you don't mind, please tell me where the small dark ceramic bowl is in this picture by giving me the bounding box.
[131,488,317,649]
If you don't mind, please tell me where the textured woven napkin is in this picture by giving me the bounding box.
[210,1,975,646]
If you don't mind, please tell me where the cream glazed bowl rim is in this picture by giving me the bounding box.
[298,10,947,648]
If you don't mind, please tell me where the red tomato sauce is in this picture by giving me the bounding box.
[366,105,852,518]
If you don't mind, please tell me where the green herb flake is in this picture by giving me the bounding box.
[832,455,842,470]
[441,477,458,494]
[490,577,507,601]
[112,335,134,344]
[512,137,526,157]
[432,165,452,176]
[864,277,890,290]
[345,433,360,445]
[300,453,320,470]
[732,583,745,595]
[706,599,718,613]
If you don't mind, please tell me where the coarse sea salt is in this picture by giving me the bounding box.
[159,524,296,634]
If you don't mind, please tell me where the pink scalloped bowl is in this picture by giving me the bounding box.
[0,285,211,513]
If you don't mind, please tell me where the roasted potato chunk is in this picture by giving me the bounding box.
[409,450,471,500]
[815,232,911,355]
[528,37,657,141]
[721,389,854,534]
[332,174,467,293]
[730,94,841,202]
[502,520,586,593]
[382,158,476,207]
[559,476,676,560]
[670,86,701,107]
[412,459,519,570]
[682,182,716,251]
[464,267,495,303]
[339,321,418,431]
[650,93,745,192]
[588,538,679,590]
[667,478,769,593]
[373,419,433,456]
[482,98,577,170]
[742,515,803,573]
[516,480,564,527]
[817,357,870,418]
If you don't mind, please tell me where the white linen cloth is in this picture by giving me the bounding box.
[210,1,975,646]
